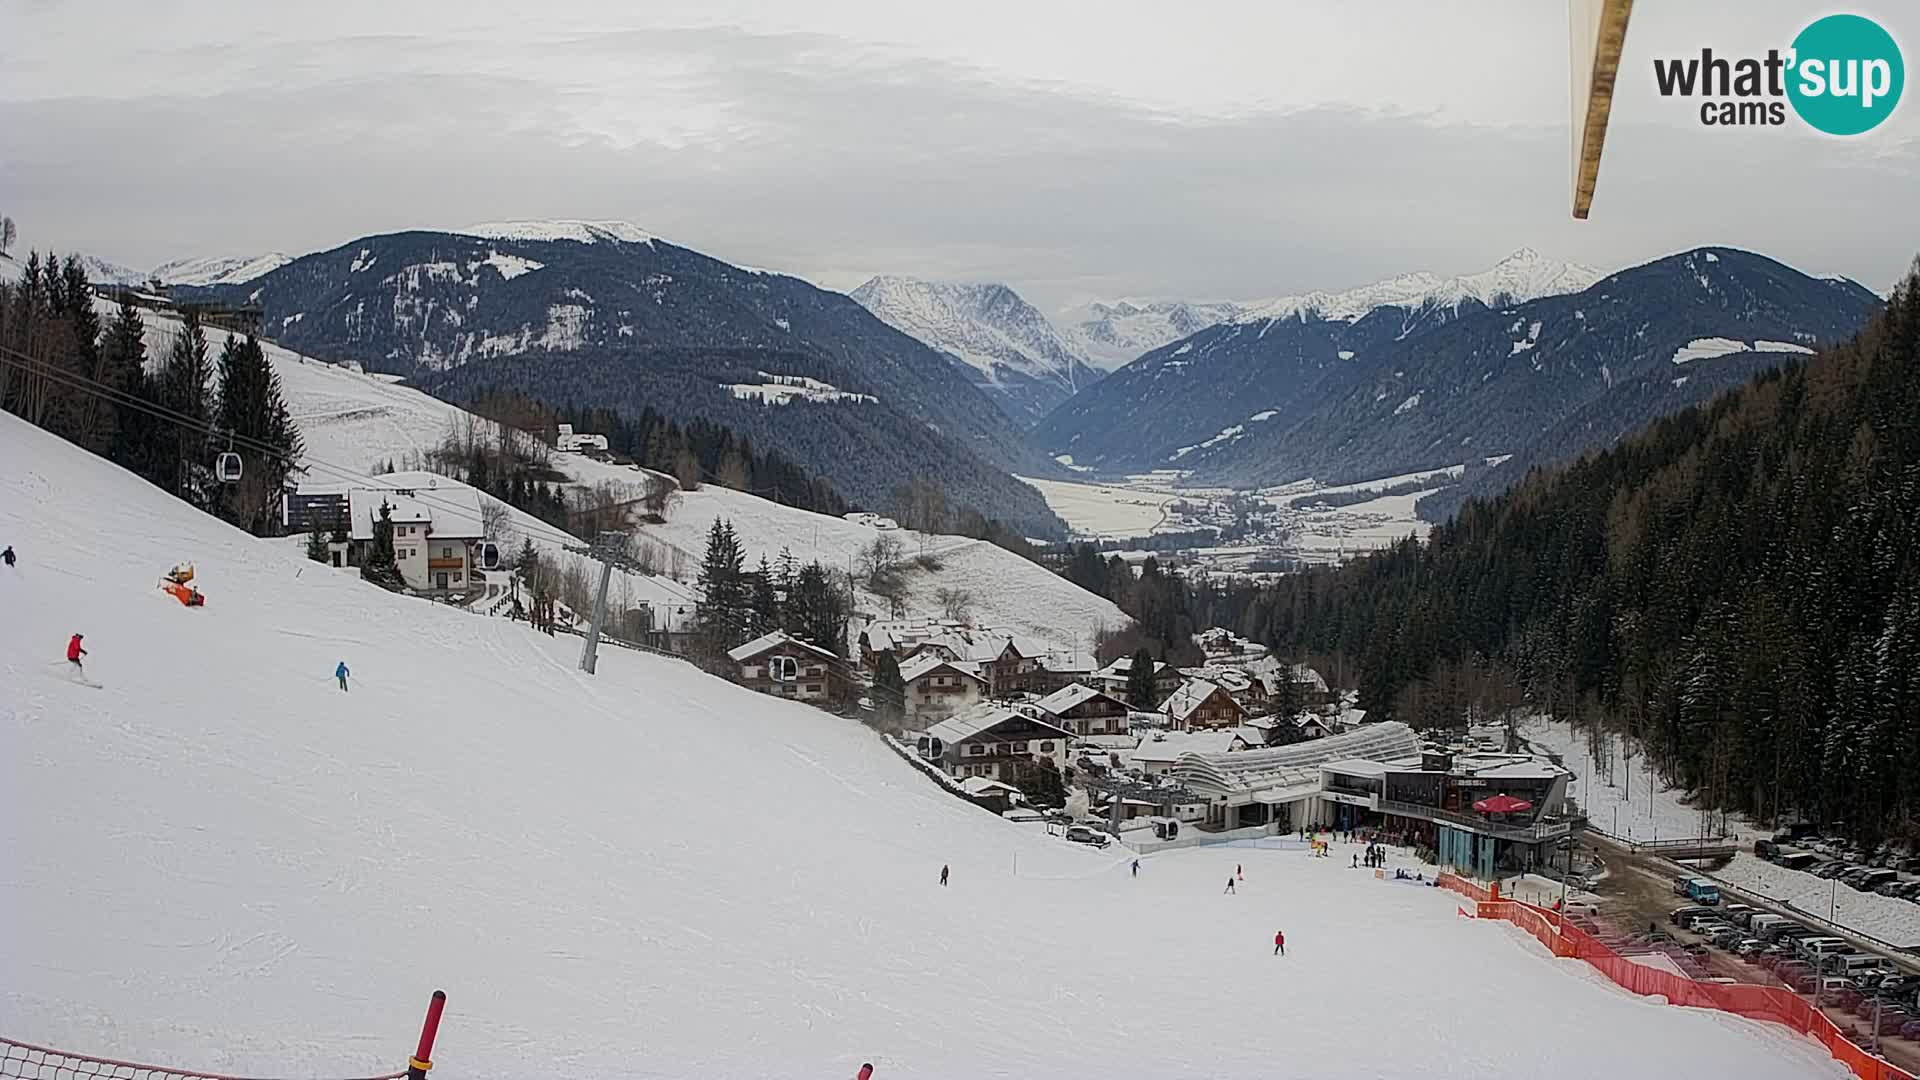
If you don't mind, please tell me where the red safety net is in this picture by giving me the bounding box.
[0,1037,406,1080]
[1435,875,1915,1080]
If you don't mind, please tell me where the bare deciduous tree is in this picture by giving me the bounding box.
[934,586,973,623]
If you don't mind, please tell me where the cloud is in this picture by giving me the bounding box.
[2,23,1915,310]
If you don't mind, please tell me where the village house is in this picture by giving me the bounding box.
[555,423,609,455]
[1091,655,1183,705]
[1162,678,1249,731]
[727,631,842,703]
[1034,683,1132,737]
[898,654,989,724]
[915,705,1074,782]
[290,474,496,596]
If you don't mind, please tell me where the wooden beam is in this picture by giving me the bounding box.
[1572,0,1635,220]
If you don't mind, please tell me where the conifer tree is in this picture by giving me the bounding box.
[872,650,906,726]
[359,500,405,590]
[694,517,747,666]
[153,310,214,505]
[214,333,303,534]
[306,522,331,563]
[1125,646,1158,709]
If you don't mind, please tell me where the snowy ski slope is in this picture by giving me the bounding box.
[0,413,1849,1079]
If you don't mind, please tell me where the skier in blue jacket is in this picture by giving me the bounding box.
[335,661,350,692]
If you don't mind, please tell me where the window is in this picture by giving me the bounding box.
[805,684,821,693]
[441,546,453,558]
[1013,742,1028,752]
[967,744,985,756]
[1039,741,1054,753]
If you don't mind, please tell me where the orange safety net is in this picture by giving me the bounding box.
[1435,875,1915,1080]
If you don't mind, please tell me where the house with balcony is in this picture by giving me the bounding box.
[341,478,488,595]
[1091,655,1183,705]
[1034,683,1131,737]
[728,631,842,703]
[899,654,988,724]
[1162,679,1248,731]
[913,705,1074,782]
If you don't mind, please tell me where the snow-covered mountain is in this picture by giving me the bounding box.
[1055,250,1602,371]
[1059,298,1246,370]
[850,275,1100,425]
[76,253,148,286]
[1038,248,1881,508]
[177,223,1067,536]
[1233,248,1604,324]
[150,253,292,286]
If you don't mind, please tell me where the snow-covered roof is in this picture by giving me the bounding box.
[926,706,1071,747]
[1131,730,1241,765]
[726,630,838,664]
[339,475,487,542]
[1172,722,1422,797]
[1096,656,1171,679]
[960,776,1024,799]
[899,653,985,686]
[1072,734,1139,751]
[1034,682,1123,716]
[1463,760,1570,782]
[1162,679,1241,723]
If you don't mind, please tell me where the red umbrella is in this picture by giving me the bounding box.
[1474,794,1534,815]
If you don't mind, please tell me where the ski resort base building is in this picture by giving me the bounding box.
[1167,722,1578,877]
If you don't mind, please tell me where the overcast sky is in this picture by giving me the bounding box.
[2,0,1916,311]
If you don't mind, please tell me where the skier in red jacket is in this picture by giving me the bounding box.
[1273,929,1286,956]
[66,633,87,671]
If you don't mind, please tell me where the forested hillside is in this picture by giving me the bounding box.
[1214,260,1920,842]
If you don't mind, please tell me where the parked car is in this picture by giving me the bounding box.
[1814,861,1848,879]
[1063,824,1111,848]
[1901,1018,1920,1041]
[1721,903,1759,928]
[1872,1009,1913,1035]
[1775,852,1820,872]
[1669,904,1713,926]
[1711,927,1746,950]
[1733,938,1766,956]
[1755,839,1779,860]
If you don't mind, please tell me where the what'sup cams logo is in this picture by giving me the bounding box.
[1653,13,1903,134]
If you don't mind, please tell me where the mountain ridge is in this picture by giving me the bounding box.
[850,274,1100,425]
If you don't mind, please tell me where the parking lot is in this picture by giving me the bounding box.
[1580,830,1920,1073]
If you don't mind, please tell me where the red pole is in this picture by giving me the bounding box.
[408,991,446,1080]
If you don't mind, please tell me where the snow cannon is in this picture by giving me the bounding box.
[163,562,195,585]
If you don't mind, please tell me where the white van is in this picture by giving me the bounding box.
[1794,936,1848,961]
[1828,952,1883,976]
[1749,914,1786,938]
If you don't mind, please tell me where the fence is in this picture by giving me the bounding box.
[1120,821,1283,854]
[3,991,446,1080]
[1436,876,1913,1080]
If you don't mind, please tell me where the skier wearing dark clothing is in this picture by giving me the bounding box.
[939,864,949,887]
[1131,859,1140,878]
[1273,930,1286,956]
[1352,853,1359,868]
[1223,876,1236,894]
[2,545,14,567]
[335,661,350,692]
[66,633,86,670]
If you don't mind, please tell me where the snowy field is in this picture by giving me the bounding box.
[1523,718,1752,843]
[632,481,1129,654]
[1715,854,1920,949]
[0,413,1849,1080]
[1016,475,1174,538]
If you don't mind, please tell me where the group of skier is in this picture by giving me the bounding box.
[1354,843,1388,869]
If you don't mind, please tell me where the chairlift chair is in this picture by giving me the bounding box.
[215,452,243,483]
